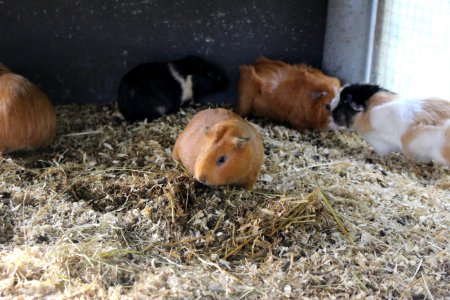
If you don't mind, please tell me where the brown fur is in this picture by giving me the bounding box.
[400,127,419,159]
[172,108,264,190]
[237,57,340,130]
[0,65,56,154]
[402,98,450,164]
[414,98,450,126]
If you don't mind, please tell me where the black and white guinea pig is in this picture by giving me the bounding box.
[117,55,228,122]
[326,84,450,165]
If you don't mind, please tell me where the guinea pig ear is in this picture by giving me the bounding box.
[234,137,250,148]
[203,125,212,135]
[311,91,328,101]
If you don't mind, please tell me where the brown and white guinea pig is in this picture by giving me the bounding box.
[172,108,264,190]
[327,84,450,166]
[0,64,56,154]
[117,55,228,122]
[237,56,340,130]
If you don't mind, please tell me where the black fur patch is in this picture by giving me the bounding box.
[117,56,227,122]
[118,62,182,122]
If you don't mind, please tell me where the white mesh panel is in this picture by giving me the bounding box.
[374,0,450,98]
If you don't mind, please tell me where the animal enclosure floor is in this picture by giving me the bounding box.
[0,103,449,299]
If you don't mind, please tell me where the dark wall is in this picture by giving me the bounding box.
[0,0,328,105]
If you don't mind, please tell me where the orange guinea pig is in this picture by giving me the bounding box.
[237,56,341,130]
[172,108,264,190]
[0,64,56,154]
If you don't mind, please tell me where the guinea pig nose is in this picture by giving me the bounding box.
[197,175,207,184]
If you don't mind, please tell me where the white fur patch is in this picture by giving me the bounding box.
[328,84,348,111]
[168,63,193,104]
[406,125,448,164]
[328,94,340,111]
[361,97,424,155]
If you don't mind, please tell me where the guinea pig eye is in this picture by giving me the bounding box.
[216,155,227,166]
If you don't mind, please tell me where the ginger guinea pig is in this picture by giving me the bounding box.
[172,108,264,190]
[0,64,56,154]
[237,56,340,130]
[327,84,450,165]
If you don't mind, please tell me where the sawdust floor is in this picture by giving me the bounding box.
[0,103,449,299]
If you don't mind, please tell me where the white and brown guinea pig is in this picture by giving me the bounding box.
[0,63,56,154]
[172,108,264,190]
[327,84,450,165]
[237,56,341,130]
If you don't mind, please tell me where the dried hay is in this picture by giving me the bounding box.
[0,103,448,299]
